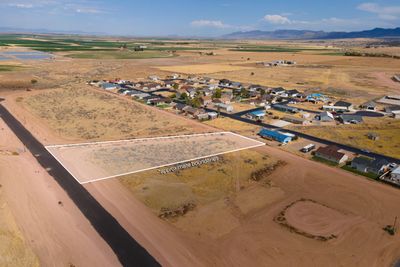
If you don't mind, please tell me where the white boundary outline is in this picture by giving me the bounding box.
[45,131,265,184]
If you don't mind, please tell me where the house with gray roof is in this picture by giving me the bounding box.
[339,114,363,124]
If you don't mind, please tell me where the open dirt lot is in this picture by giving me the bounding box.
[47,132,263,183]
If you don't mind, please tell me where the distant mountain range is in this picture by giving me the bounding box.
[222,27,400,40]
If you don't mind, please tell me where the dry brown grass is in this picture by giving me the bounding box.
[120,150,276,224]
[22,87,211,141]
[204,117,260,135]
[157,63,254,74]
[290,117,400,158]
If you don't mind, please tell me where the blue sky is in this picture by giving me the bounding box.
[0,0,399,36]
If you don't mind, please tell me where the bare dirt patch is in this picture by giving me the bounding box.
[157,63,254,74]
[275,199,362,241]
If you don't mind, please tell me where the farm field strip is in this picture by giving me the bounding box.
[46,131,265,184]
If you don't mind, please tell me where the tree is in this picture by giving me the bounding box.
[260,88,266,96]
[240,88,250,98]
[190,97,201,108]
[31,79,38,85]
[180,92,188,100]
[173,83,179,90]
[213,88,222,99]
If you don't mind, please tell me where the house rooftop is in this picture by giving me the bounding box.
[334,101,352,107]
[315,145,346,161]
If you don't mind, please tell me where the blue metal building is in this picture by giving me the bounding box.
[258,128,293,144]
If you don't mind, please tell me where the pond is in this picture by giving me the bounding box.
[0,51,53,60]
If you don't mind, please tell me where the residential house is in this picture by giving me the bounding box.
[148,97,171,106]
[377,95,400,106]
[214,103,234,112]
[186,87,198,98]
[133,93,151,99]
[334,101,353,111]
[392,74,400,83]
[314,145,348,164]
[196,112,209,121]
[173,103,188,112]
[258,129,293,144]
[200,87,213,96]
[230,82,242,89]
[322,105,348,113]
[247,110,266,121]
[248,84,262,92]
[164,81,176,88]
[260,94,278,104]
[270,87,286,96]
[282,116,310,125]
[214,94,232,105]
[339,114,363,124]
[360,101,377,111]
[384,106,400,113]
[391,166,400,182]
[272,104,299,113]
[142,83,161,91]
[200,96,212,106]
[207,112,218,120]
[351,157,389,175]
[286,89,301,98]
[219,79,231,87]
[319,111,335,122]
[101,82,118,90]
[306,93,328,103]
[184,107,201,117]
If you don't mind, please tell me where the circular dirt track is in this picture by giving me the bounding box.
[284,200,359,238]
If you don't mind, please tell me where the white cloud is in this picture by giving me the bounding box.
[263,14,291,24]
[190,20,230,29]
[75,7,104,14]
[8,3,34,8]
[358,2,400,20]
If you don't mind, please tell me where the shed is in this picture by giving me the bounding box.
[367,132,379,141]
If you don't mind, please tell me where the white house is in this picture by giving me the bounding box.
[214,103,234,112]
[391,166,400,183]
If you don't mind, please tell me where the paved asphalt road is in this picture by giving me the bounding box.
[0,104,160,267]
[204,107,400,164]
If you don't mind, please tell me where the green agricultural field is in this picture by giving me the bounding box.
[229,45,332,53]
[0,65,22,71]
[66,50,174,59]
